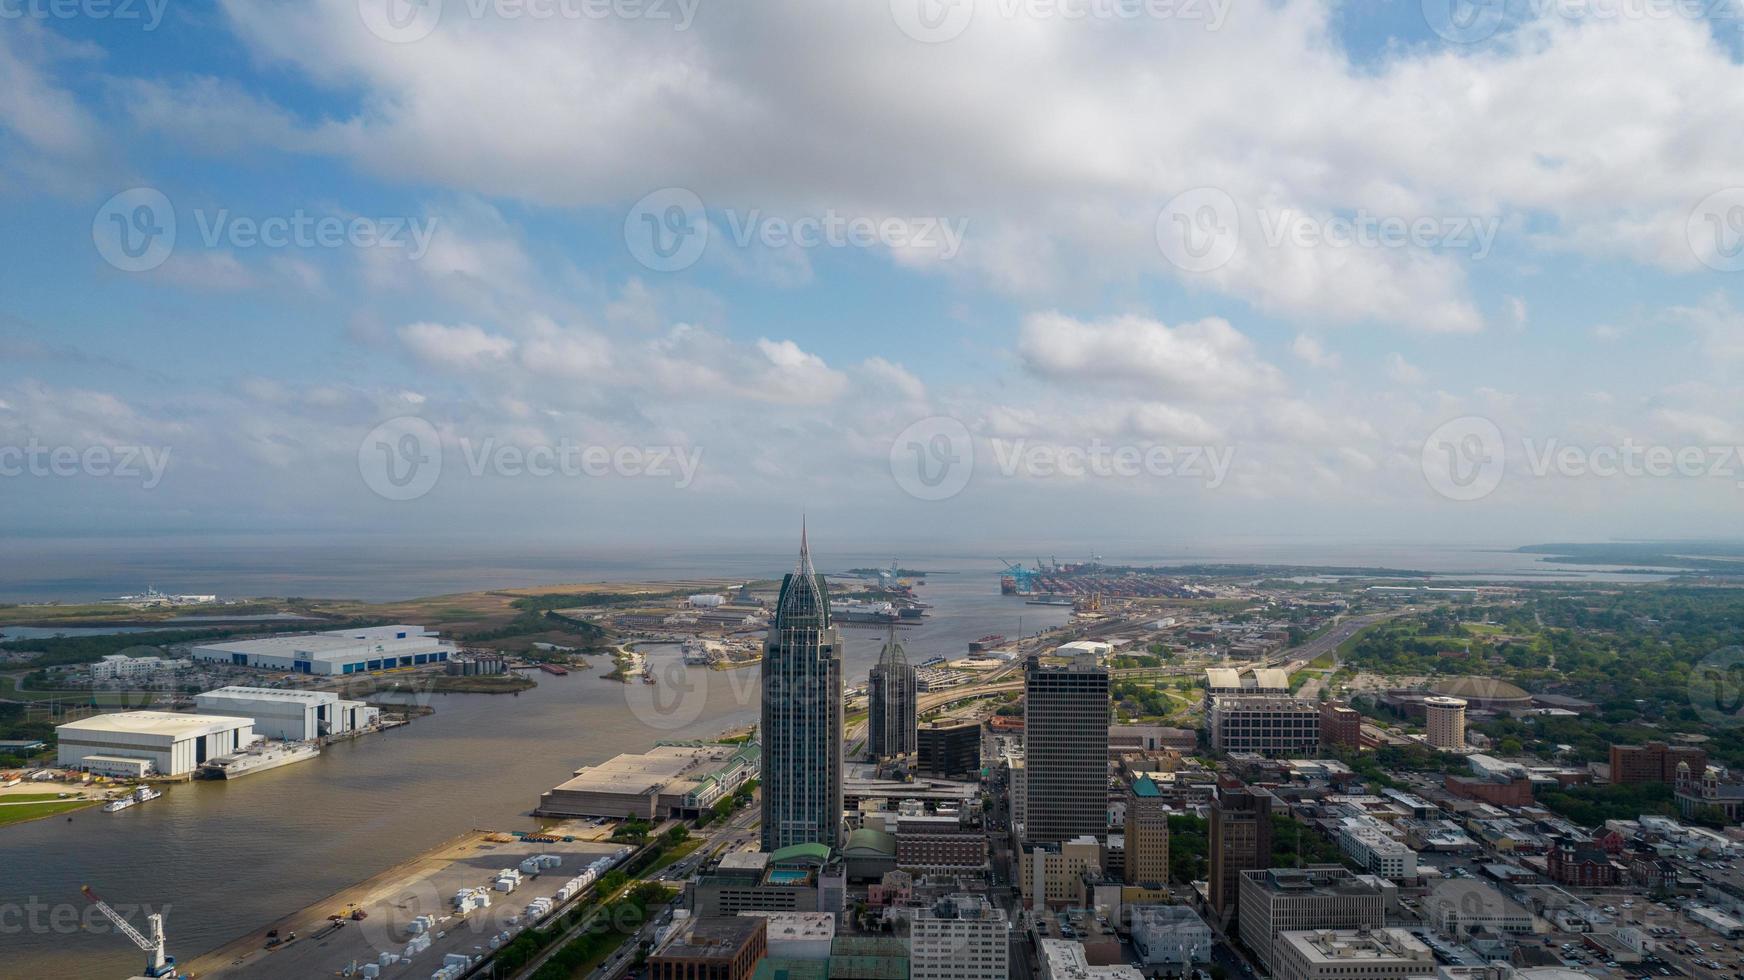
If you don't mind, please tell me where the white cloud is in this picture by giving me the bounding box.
[399,322,516,368]
[1018,312,1281,399]
[1291,334,1340,369]
[1385,353,1426,386]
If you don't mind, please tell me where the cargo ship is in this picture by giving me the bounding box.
[197,740,319,780]
[829,600,900,624]
[1024,594,1074,606]
[968,634,1006,653]
[102,786,163,812]
[539,663,569,676]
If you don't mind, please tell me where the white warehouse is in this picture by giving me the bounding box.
[189,625,459,676]
[56,711,254,777]
[193,687,380,741]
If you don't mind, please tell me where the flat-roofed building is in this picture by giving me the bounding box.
[189,625,457,676]
[1337,816,1417,879]
[1425,696,1467,751]
[1038,938,1144,980]
[193,686,376,741]
[648,915,767,980]
[1273,929,1434,980]
[1237,867,1387,972]
[1025,653,1109,844]
[1209,696,1320,757]
[1131,906,1212,971]
[56,711,254,777]
[910,894,1009,980]
[916,720,981,777]
[1209,783,1272,917]
[538,742,761,819]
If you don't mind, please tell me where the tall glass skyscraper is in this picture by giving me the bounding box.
[760,525,844,850]
[867,626,917,761]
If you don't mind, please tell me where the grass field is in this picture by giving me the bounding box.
[0,799,99,827]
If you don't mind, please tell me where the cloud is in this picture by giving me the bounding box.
[398,322,516,368]
[1018,312,1281,399]
[1385,353,1425,386]
[1291,334,1340,369]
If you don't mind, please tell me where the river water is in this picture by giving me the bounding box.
[1,573,1065,978]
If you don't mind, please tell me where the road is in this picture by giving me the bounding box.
[505,805,762,980]
[1286,612,1401,700]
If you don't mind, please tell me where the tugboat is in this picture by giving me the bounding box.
[102,786,163,812]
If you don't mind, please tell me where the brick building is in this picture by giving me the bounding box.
[1610,742,1707,785]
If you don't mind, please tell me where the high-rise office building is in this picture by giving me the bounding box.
[1023,653,1109,844]
[761,525,844,851]
[1124,774,1171,886]
[867,626,917,761]
[909,894,1010,980]
[1208,782,1273,918]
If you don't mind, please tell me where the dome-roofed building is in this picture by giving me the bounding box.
[1428,676,1532,712]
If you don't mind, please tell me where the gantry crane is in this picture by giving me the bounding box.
[81,885,177,978]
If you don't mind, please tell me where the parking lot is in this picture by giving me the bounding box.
[188,835,628,980]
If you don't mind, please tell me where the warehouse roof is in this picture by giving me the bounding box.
[193,626,441,658]
[58,711,253,738]
[843,829,896,856]
[197,686,339,704]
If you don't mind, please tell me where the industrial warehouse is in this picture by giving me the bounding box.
[193,687,380,741]
[55,711,255,777]
[536,742,760,820]
[188,624,460,675]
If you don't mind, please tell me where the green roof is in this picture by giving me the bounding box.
[1132,775,1162,797]
[828,954,909,979]
[843,829,896,856]
[770,842,833,865]
[754,958,829,980]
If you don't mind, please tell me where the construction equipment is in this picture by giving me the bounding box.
[81,884,177,978]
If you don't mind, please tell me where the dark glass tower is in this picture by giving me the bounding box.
[1022,652,1109,844]
[760,524,844,850]
[866,626,917,761]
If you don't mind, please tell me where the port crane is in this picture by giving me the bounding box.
[81,885,177,978]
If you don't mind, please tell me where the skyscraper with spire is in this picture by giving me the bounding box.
[867,625,917,762]
[760,522,844,850]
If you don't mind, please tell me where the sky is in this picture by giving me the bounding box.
[4,0,1744,553]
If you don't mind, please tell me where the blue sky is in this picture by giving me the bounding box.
[4,0,1744,551]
